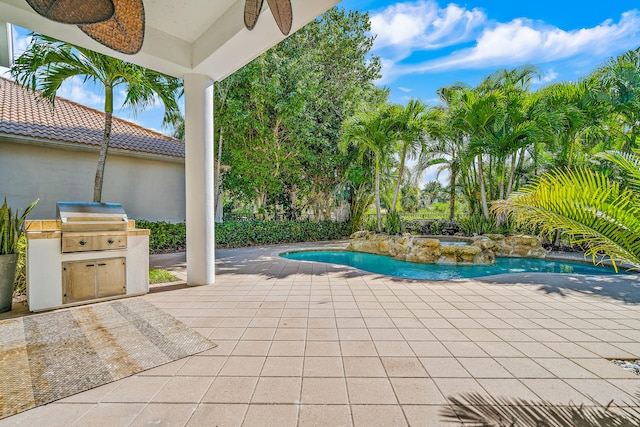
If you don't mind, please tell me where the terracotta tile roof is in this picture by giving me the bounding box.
[0,77,184,159]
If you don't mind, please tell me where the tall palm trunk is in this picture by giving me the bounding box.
[93,84,113,202]
[390,146,407,213]
[506,151,518,199]
[448,167,457,220]
[477,154,490,220]
[375,157,382,232]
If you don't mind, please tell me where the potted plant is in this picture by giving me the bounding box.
[0,198,38,313]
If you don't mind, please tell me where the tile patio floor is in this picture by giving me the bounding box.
[3,241,640,426]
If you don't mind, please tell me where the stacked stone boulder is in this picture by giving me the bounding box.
[348,231,546,266]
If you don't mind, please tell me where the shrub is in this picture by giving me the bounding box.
[136,220,352,253]
[14,235,26,296]
[384,211,403,235]
[459,214,497,236]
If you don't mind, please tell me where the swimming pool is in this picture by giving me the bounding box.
[281,250,631,280]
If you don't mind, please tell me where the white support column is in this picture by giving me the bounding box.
[184,74,215,286]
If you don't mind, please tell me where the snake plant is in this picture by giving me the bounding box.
[0,199,38,255]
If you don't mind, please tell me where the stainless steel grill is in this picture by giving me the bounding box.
[56,202,128,253]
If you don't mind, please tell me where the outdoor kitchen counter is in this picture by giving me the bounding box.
[25,220,150,312]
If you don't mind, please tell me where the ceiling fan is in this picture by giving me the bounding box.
[24,0,293,56]
[244,0,292,35]
[25,0,144,54]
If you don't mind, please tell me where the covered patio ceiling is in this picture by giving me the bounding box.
[0,0,340,79]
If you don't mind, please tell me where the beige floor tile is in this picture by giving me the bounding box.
[200,340,237,356]
[391,378,447,404]
[176,356,227,376]
[138,358,189,377]
[273,328,307,341]
[305,340,342,356]
[202,377,258,403]
[442,341,489,358]
[476,378,539,400]
[251,377,302,404]
[420,357,470,378]
[565,379,638,406]
[303,356,344,377]
[341,341,378,356]
[494,357,555,379]
[521,379,590,405]
[243,404,298,427]
[432,377,486,399]
[269,340,306,356]
[343,356,387,377]
[73,403,146,427]
[512,342,562,358]
[402,405,452,427]
[210,328,246,340]
[102,376,169,403]
[408,341,451,357]
[0,403,94,426]
[261,356,304,377]
[535,358,599,379]
[278,317,307,327]
[249,317,280,328]
[381,357,428,377]
[351,405,407,427]
[574,358,640,379]
[399,328,437,341]
[338,328,372,341]
[299,405,352,427]
[58,380,122,403]
[375,341,415,357]
[369,328,405,341]
[152,377,213,403]
[365,318,396,328]
[476,341,525,357]
[231,340,272,356]
[308,318,336,328]
[306,328,339,341]
[130,403,196,427]
[219,357,266,377]
[337,318,367,328]
[241,328,276,340]
[347,378,398,404]
[301,378,349,404]
[457,358,512,378]
[186,403,247,427]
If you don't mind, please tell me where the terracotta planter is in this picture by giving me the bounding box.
[0,253,18,313]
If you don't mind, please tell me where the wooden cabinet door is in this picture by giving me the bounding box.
[63,262,97,303]
[97,258,126,298]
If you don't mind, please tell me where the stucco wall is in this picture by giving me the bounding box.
[0,140,186,221]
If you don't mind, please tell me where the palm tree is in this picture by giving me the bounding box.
[594,47,640,152]
[494,150,640,270]
[389,100,442,214]
[10,33,182,202]
[340,105,396,232]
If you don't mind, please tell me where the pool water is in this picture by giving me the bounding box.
[281,250,631,280]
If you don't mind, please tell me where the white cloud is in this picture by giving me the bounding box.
[370,0,486,52]
[398,86,413,93]
[533,68,559,85]
[56,76,104,109]
[12,26,31,56]
[396,10,640,77]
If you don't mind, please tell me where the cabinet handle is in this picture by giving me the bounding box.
[107,239,114,244]
[79,240,87,246]
[98,263,107,266]
[86,264,95,267]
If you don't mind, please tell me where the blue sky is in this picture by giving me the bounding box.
[4,0,640,135]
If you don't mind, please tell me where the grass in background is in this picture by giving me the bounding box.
[149,268,178,284]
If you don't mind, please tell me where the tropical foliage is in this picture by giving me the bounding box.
[494,151,640,270]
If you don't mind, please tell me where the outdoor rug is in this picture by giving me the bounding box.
[0,298,216,420]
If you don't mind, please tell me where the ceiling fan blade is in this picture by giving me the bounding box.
[26,0,115,25]
[78,0,144,54]
[244,0,264,31]
[266,0,292,35]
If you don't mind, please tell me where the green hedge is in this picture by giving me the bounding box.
[136,219,351,253]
